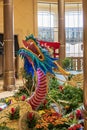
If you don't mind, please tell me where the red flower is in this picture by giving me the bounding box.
[68,124,82,130]
[68,127,73,130]
[68,126,76,130]
[43,99,48,106]
[73,125,77,130]
[69,114,74,119]
[21,95,26,101]
[11,107,15,114]
[0,108,2,111]
[76,109,81,115]
[59,86,63,91]
[76,124,82,129]
[27,112,34,120]
[76,109,82,119]
[52,112,61,117]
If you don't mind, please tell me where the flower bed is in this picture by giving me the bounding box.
[0,75,84,130]
[0,95,84,130]
[0,98,32,130]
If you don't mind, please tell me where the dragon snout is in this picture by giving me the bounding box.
[23,39,44,61]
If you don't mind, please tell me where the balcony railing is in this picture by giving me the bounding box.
[67,57,83,71]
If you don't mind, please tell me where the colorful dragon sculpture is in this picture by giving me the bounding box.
[18,34,70,110]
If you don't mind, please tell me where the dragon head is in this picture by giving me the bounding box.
[18,34,58,76]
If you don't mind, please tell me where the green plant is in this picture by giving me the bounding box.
[48,76,60,90]
[14,68,36,98]
[62,58,73,70]
[47,85,83,114]
[14,87,29,98]
[26,111,38,128]
[0,126,14,130]
[8,106,20,120]
[21,68,34,90]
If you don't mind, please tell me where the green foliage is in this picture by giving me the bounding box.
[21,68,33,90]
[26,111,38,128]
[63,85,83,102]
[48,123,69,130]
[47,85,83,113]
[0,126,14,130]
[15,68,36,98]
[14,87,29,97]
[48,76,60,90]
[62,58,73,70]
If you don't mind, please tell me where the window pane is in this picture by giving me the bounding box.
[65,3,83,57]
[38,2,58,42]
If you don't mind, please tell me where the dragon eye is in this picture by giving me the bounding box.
[38,54,43,59]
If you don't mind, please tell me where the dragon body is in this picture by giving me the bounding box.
[28,68,47,110]
[18,34,69,110]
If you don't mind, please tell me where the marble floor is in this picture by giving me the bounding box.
[0,78,23,99]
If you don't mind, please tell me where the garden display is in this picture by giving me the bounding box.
[0,35,84,130]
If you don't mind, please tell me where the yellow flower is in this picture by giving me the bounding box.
[5,98,9,103]
[38,110,45,115]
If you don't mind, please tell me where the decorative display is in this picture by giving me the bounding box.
[18,34,70,110]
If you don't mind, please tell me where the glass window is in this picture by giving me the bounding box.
[38,2,58,42]
[37,2,83,57]
[65,3,83,57]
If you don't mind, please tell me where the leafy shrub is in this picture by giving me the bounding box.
[0,126,14,130]
[48,76,60,90]
[47,85,83,114]
[62,58,73,70]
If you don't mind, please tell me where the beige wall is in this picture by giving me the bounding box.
[0,1,3,32]
[0,0,38,46]
[38,0,82,3]
[14,0,37,47]
[13,0,38,74]
[0,0,38,75]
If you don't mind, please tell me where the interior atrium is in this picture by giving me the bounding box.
[0,0,87,130]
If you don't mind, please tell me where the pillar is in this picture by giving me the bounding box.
[3,0,15,90]
[58,0,65,66]
[83,0,87,129]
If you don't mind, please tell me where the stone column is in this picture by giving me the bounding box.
[83,0,87,129]
[3,0,15,90]
[58,0,65,66]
